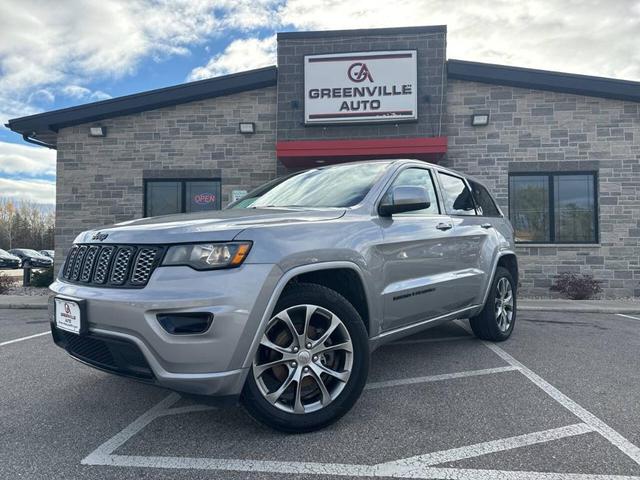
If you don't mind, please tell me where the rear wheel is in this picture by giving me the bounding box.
[469,267,516,341]
[242,283,369,433]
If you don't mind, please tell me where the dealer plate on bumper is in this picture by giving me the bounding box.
[55,298,84,335]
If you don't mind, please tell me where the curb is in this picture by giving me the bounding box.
[0,303,48,310]
[519,305,640,314]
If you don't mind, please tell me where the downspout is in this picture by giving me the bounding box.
[22,133,55,149]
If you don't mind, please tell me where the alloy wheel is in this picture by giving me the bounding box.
[494,277,514,332]
[253,304,353,414]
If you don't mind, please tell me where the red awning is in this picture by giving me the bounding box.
[276,137,447,168]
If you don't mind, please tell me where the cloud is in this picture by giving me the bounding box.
[0,141,56,177]
[0,178,55,205]
[278,0,640,80]
[188,35,277,80]
[61,85,112,101]
[0,0,282,126]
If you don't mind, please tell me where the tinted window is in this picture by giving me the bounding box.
[384,168,439,215]
[146,181,182,217]
[186,181,221,213]
[469,180,501,216]
[438,173,476,215]
[509,173,596,243]
[554,175,596,243]
[145,180,221,217]
[252,162,389,208]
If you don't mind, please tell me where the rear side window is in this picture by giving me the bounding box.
[385,168,440,215]
[438,173,477,216]
[469,180,501,216]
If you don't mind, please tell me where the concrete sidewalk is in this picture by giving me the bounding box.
[0,294,639,314]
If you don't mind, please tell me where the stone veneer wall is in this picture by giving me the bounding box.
[443,79,640,297]
[54,87,277,270]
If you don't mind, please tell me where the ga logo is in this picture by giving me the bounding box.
[347,62,374,83]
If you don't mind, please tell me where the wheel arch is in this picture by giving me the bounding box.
[242,261,374,369]
[479,250,519,309]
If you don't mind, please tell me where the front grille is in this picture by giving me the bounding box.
[52,329,155,381]
[61,244,163,288]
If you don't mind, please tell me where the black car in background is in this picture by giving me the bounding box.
[0,249,21,269]
[8,249,53,268]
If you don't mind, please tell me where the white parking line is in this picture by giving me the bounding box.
[453,319,640,466]
[81,319,640,479]
[365,366,519,390]
[0,331,49,347]
[617,314,640,321]
[381,423,594,468]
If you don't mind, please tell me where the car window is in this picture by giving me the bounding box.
[251,162,389,208]
[468,180,501,216]
[438,172,477,216]
[383,168,440,215]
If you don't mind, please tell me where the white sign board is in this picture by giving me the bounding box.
[231,190,248,202]
[304,50,417,124]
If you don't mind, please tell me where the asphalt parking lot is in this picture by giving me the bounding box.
[1,308,640,480]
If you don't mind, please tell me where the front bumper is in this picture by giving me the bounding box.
[49,263,282,397]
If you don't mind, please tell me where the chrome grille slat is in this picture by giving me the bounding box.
[131,248,158,285]
[80,246,100,282]
[62,244,161,288]
[93,246,115,284]
[110,248,134,285]
[71,246,88,281]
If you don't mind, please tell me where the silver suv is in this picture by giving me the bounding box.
[50,160,518,432]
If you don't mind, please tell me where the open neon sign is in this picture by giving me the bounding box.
[194,193,216,205]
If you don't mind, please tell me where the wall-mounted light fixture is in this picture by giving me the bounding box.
[238,122,255,134]
[471,114,489,127]
[89,126,107,137]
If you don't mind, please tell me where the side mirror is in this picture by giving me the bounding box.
[378,186,431,217]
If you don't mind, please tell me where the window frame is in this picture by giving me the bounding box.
[376,165,443,217]
[435,171,478,217]
[508,171,599,245]
[467,179,503,218]
[143,177,222,217]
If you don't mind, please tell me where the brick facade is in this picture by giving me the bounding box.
[443,80,640,297]
[54,87,277,267]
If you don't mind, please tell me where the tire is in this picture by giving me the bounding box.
[469,267,516,342]
[242,282,370,433]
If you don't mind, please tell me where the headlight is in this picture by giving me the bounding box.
[161,242,252,270]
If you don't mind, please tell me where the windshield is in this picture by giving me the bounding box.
[251,162,389,209]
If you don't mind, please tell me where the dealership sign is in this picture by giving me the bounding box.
[304,50,417,124]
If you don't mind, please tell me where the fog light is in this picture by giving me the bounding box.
[157,312,213,335]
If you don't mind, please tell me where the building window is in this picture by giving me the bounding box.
[509,172,598,244]
[144,179,221,217]
[437,172,477,216]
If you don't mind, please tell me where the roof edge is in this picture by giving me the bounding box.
[277,25,446,40]
[447,59,640,103]
[7,66,277,136]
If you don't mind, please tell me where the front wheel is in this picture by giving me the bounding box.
[242,283,369,433]
[469,266,516,341]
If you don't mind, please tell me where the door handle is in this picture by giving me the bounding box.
[481,223,493,229]
[436,222,453,231]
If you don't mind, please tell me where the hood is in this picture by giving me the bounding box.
[75,208,346,244]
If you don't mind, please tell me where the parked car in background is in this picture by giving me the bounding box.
[50,160,518,432]
[40,250,55,259]
[9,249,54,268]
[0,249,21,269]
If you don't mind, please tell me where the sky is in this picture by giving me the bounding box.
[0,0,639,206]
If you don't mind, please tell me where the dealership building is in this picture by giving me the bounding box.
[7,25,640,297]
